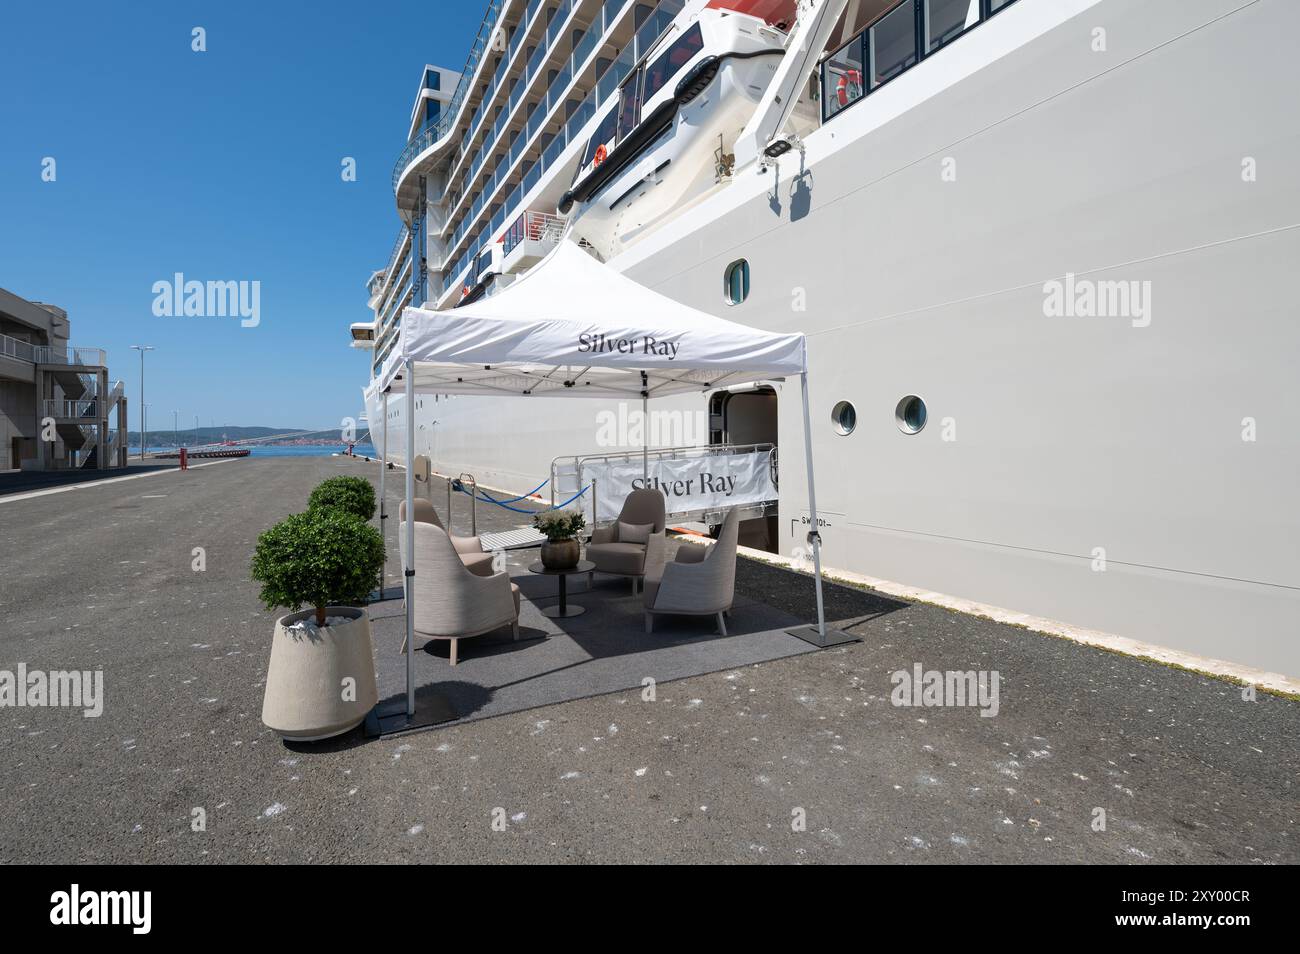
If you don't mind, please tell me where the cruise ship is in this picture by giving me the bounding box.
[354,0,1300,679]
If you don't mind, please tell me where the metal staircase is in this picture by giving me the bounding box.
[33,346,124,469]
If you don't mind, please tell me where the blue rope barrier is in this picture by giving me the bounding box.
[456,482,588,514]
[475,477,549,504]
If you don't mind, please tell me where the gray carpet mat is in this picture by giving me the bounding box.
[369,561,817,728]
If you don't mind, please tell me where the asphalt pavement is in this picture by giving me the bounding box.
[1,454,1294,863]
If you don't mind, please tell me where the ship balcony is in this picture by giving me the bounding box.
[437,0,657,248]
[439,0,683,291]
[501,210,566,273]
[393,0,512,213]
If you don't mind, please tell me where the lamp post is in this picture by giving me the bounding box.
[194,414,200,447]
[173,409,179,447]
[130,345,155,458]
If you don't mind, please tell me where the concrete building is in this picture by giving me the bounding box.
[0,287,126,471]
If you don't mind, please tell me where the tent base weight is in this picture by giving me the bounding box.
[364,694,458,737]
[786,624,860,649]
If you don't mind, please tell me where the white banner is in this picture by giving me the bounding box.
[582,449,777,523]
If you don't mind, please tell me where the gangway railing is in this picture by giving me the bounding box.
[552,442,778,526]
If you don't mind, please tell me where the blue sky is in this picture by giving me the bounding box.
[0,0,483,431]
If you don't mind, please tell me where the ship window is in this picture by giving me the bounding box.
[925,0,980,53]
[824,35,865,119]
[582,107,618,167]
[724,259,750,305]
[895,395,927,434]
[642,23,704,105]
[616,69,642,142]
[832,401,857,436]
[869,1,918,89]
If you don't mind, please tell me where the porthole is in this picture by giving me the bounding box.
[724,259,750,304]
[831,400,856,436]
[895,395,927,434]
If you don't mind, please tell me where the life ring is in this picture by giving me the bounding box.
[593,143,608,167]
[836,69,862,107]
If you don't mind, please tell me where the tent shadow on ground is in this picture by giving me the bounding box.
[278,682,493,751]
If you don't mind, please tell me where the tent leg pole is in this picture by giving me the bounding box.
[800,372,827,640]
[379,392,388,593]
[642,393,648,480]
[784,372,858,649]
[405,362,416,718]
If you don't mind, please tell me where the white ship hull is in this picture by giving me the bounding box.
[370,0,1300,677]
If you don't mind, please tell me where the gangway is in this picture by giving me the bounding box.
[551,442,778,531]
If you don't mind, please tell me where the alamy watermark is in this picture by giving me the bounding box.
[0,665,103,717]
[50,884,150,934]
[595,402,707,448]
[890,663,1000,717]
[1042,272,1150,328]
[151,273,260,327]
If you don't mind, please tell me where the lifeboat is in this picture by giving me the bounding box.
[560,7,789,259]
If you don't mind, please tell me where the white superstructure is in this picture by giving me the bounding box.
[359,0,1300,678]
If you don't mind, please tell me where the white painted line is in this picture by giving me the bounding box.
[0,457,245,505]
[676,535,1300,696]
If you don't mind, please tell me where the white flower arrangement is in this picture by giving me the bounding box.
[533,507,586,542]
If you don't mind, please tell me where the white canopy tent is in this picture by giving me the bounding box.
[369,241,844,724]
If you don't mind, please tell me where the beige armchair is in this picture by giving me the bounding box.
[586,489,667,593]
[399,497,493,577]
[643,509,739,635]
[400,520,520,665]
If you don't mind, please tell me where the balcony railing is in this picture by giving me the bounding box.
[821,0,1020,122]
[502,210,566,257]
[392,0,507,190]
[2,335,107,367]
[44,398,101,420]
[442,0,684,288]
[378,226,411,289]
[47,346,107,367]
[1,332,37,363]
[454,0,597,229]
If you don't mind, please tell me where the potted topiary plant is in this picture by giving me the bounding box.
[533,507,586,570]
[307,475,376,521]
[251,506,385,741]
